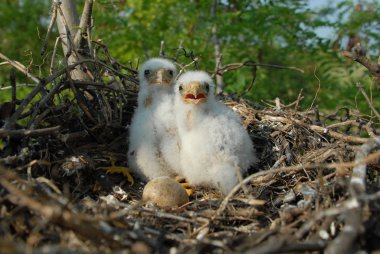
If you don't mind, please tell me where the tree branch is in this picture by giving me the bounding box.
[211,0,224,93]
[341,43,380,88]
[41,2,58,56]
[0,126,61,138]
[73,0,93,49]
[56,0,79,56]
[215,149,380,216]
[55,0,93,81]
[219,61,304,74]
[261,115,369,144]
[326,137,380,254]
[0,52,40,84]
[356,82,380,121]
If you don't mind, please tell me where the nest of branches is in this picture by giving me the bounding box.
[1,1,380,252]
[1,48,380,253]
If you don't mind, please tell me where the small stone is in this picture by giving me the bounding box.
[283,189,296,203]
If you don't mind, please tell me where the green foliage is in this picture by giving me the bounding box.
[0,0,53,102]
[0,0,379,114]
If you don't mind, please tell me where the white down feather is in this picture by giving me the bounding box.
[174,71,257,194]
[128,58,181,180]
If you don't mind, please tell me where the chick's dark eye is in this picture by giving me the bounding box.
[205,83,210,92]
[168,70,174,76]
[179,84,183,91]
[144,70,150,76]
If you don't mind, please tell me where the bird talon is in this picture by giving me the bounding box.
[185,189,194,197]
[181,182,191,188]
[185,188,193,196]
[97,160,134,185]
[175,176,193,196]
[175,176,186,183]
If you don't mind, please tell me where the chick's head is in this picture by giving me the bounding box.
[139,58,177,88]
[176,71,215,105]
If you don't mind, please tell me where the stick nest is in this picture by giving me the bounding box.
[1,52,380,254]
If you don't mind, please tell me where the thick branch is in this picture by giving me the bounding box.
[211,0,224,93]
[326,137,380,254]
[73,0,93,48]
[56,0,79,56]
[55,0,92,80]
[350,137,380,195]
[341,43,380,87]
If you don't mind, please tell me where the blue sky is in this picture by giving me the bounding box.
[308,0,343,39]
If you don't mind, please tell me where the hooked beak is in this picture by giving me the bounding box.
[182,81,207,104]
[148,68,173,86]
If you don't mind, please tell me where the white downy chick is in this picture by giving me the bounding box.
[174,71,257,195]
[128,58,181,180]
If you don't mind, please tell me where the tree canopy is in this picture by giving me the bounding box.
[1,0,379,113]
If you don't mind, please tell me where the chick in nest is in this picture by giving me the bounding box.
[128,58,182,180]
[174,71,257,195]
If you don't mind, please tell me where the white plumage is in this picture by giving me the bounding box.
[174,71,257,195]
[128,58,181,180]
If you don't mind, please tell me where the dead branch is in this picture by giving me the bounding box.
[356,82,380,121]
[261,115,369,144]
[159,41,165,57]
[3,81,48,129]
[0,126,61,138]
[341,43,380,88]
[56,0,78,56]
[3,61,80,129]
[0,52,40,83]
[0,168,130,247]
[41,2,58,56]
[351,137,380,195]
[92,40,138,75]
[219,61,304,74]
[211,0,224,93]
[216,150,380,216]
[73,0,93,48]
[50,37,61,74]
[293,89,303,113]
[66,70,96,123]
[244,238,327,254]
[10,69,16,104]
[326,137,380,254]
[309,66,321,109]
[326,120,358,129]
[0,84,36,90]
[56,0,94,81]
[174,40,183,61]
[3,57,137,129]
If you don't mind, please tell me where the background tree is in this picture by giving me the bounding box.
[1,0,379,115]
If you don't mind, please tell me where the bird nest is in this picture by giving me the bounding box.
[1,52,380,253]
